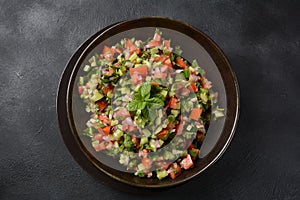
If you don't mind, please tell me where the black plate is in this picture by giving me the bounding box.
[57,17,239,190]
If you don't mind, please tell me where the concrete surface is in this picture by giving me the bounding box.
[0,0,299,199]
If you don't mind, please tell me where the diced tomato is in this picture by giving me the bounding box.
[129,65,148,77]
[180,154,194,170]
[153,72,167,79]
[163,58,172,67]
[153,32,161,41]
[201,77,212,89]
[175,122,184,135]
[154,55,167,63]
[103,68,114,76]
[96,100,108,112]
[114,107,130,118]
[147,40,161,48]
[93,134,103,141]
[168,163,182,179]
[102,45,113,55]
[130,65,148,84]
[132,135,139,147]
[189,83,198,92]
[125,39,140,55]
[156,129,169,140]
[150,82,160,86]
[98,114,111,125]
[125,39,137,51]
[163,40,171,49]
[102,85,114,95]
[168,97,178,109]
[142,158,153,169]
[130,73,140,85]
[189,108,202,120]
[94,141,106,152]
[101,126,111,135]
[111,46,122,54]
[176,57,188,69]
[78,86,84,94]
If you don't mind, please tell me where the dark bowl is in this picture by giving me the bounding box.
[57,17,239,190]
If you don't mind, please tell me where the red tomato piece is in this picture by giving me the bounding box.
[129,65,148,77]
[189,83,198,92]
[147,40,161,48]
[94,141,106,152]
[156,129,169,140]
[176,57,188,69]
[153,32,161,41]
[96,100,108,112]
[78,86,84,94]
[102,45,113,55]
[189,108,202,120]
[93,134,103,141]
[142,158,153,169]
[114,107,130,118]
[169,97,178,109]
[168,163,182,179]
[101,126,111,135]
[102,85,114,95]
[98,114,111,125]
[163,58,172,67]
[180,154,194,170]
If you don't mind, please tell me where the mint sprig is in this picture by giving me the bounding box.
[127,82,165,124]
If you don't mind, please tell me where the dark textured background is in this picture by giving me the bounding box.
[1,0,299,199]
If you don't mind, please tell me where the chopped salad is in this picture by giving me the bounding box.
[78,29,224,180]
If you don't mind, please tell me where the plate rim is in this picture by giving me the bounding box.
[58,16,240,189]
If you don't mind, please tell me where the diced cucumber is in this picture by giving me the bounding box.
[84,65,91,72]
[129,52,138,62]
[149,139,156,152]
[142,129,151,137]
[171,109,180,117]
[175,73,185,81]
[91,90,103,101]
[150,47,159,55]
[156,170,168,180]
[160,90,168,97]
[91,140,99,147]
[140,136,148,146]
[79,76,84,85]
[154,126,163,135]
[120,87,130,94]
[113,129,124,140]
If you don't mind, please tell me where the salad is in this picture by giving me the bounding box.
[78,29,224,180]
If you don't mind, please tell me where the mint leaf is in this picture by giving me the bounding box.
[152,94,165,101]
[133,92,142,101]
[127,100,140,111]
[146,97,164,106]
[139,102,147,110]
[127,100,146,111]
[140,82,151,98]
